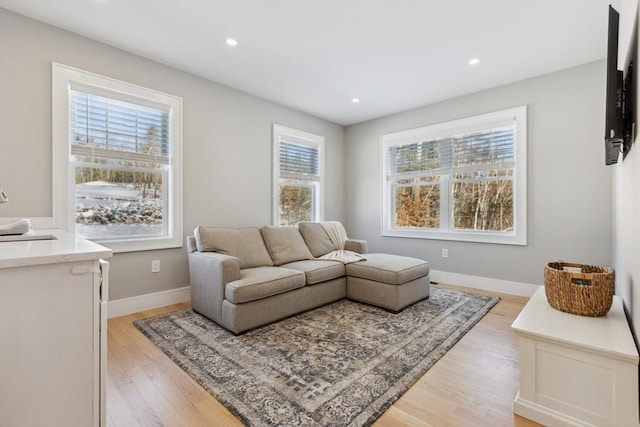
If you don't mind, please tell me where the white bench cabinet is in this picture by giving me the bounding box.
[512,286,639,427]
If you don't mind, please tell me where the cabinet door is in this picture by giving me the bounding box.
[0,260,95,427]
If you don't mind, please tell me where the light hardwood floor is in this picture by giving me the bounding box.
[106,284,542,427]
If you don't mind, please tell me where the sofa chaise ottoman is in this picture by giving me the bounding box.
[346,253,431,312]
[187,222,430,334]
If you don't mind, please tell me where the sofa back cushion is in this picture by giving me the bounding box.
[194,227,273,269]
[261,226,313,266]
[298,222,338,257]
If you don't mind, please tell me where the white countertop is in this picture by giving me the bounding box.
[0,229,112,269]
[512,286,639,363]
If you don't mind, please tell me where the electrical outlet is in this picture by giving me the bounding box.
[442,249,448,258]
[151,260,161,273]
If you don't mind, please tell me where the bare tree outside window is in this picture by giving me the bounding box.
[394,184,440,228]
[452,171,514,231]
[279,184,312,226]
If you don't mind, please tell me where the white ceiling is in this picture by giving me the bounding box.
[0,0,627,125]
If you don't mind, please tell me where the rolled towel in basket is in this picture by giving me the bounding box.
[0,219,32,236]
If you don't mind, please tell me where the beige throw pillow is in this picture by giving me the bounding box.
[194,227,273,269]
[260,226,313,266]
[298,222,338,257]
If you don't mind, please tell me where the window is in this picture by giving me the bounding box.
[52,63,182,252]
[382,106,527,245]
[272,124,324,226]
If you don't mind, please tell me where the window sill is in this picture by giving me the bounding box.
[382,228,526,246]
[88,236,183,253]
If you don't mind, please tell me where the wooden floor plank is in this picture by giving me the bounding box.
[105,372,144,427]
[106,285,541,426]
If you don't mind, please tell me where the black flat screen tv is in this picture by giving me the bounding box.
[605,5,624,165]
[605,4,635,165]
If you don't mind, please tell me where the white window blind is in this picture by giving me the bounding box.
[279,139,320,181]
[387,125,515,179]
[70,90,171,165]
[452,125,515,172]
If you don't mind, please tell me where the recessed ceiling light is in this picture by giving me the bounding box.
[225,38,238,47]
[352,98,360,103]
[468,58,480,65]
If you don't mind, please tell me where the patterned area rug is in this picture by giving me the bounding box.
[134,287,499,426]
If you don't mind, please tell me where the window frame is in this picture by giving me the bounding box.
[381,106,527,245]
[272,124,325,226]
[52,63,183,253]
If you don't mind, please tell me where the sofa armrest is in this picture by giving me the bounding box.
[188,250,240,324]
[345,238,368,254]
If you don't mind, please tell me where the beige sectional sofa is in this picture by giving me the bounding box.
[187,222,430,334]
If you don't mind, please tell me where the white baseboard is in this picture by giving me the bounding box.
[107,286,191,318]
[430,269,538,297]
[106,270,535,318]
[514,393,588,427]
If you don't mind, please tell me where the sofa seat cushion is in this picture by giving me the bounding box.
[194,227,273,269]
[225,267,305,304]
[281,260,345,285]
[261,226,313,266]
[345,253,429,285]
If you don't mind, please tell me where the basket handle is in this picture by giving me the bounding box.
[570,274,592,286]
[568,272,590,280]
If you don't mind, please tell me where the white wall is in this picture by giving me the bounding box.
[345,61,612,289]
[613,0,640,339]
[0,9,346,300]
[0,6,622,304]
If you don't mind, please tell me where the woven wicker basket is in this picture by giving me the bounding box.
[544,262,614,317]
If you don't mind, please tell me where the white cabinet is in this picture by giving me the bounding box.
[0,231,111,427]
[512,287,639,427]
